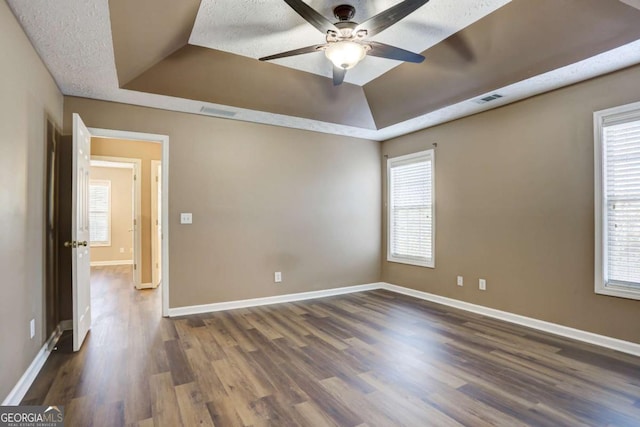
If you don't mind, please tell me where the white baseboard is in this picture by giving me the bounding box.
[137,282,155,290]
[168,282,385,317]
[90,260,133,267]
[1,323,64,405]
[380,283,640,357]
[168,280,640,356]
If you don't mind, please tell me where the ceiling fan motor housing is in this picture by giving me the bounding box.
[333,4,356,21]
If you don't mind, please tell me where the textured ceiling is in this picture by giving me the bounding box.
[189,0,511,85]
[6,0,640,141]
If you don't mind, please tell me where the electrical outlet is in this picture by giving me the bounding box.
[457,276,464,287]
[30,319,35,339]
[274,272,282,283]
[479,279,487,291]
[119,247,125,253]
[180,213,193,224]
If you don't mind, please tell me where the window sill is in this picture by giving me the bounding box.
[595,284,640,301]
[387,256,434,269]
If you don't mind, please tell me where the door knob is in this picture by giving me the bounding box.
[79,241,88,247]
[64,241,77,248]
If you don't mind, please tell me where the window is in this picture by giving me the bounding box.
[89,180,111,246]
[387,149,435,268]
[594,102,640,300]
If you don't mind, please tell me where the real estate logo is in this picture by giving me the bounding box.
[0,406,64,427]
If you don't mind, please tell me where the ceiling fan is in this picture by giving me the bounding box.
[259,0,430,85]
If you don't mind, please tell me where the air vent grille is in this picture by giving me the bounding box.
[474,93,504,104]
[200,106,237,117]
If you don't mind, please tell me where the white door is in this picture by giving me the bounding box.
[71,113,92,352]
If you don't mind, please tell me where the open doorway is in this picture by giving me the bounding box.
[89,157,141,286]
[88,128,169,316]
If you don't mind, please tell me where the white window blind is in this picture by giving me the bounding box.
[595,103,640,300]
[89,180,111,246]
[387,150,434,268]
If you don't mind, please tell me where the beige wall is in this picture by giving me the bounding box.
[0,2,63,401]
[382,64,640,344]
[89,166,134,263]
[64,98,382,308]
[91,139,161,283]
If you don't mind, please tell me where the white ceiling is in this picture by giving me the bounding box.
[7,0,640,141]
[189,0,511,85]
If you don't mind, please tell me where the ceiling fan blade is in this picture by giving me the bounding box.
[283,0,340,35]
[333,66,346,86]
[355,0,430,38]
[367,41,425,63]
[259,44,325,61]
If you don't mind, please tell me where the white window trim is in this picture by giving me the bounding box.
[386,149,435,268]
[594,100,640,300]
[89,179,111,247]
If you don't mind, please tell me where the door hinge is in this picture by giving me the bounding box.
[134,219,137,226]
[156,176,159,182]
[134,174,137,181]
[134,264,137,270]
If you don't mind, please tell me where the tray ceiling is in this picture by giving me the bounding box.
[6,0,640,140]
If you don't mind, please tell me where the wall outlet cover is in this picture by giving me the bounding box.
[180,213,193,224]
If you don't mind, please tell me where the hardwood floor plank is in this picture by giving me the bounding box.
[164,339,195,386]
[21,267,640,426]
[149,372,182,427]
[174,382,215,427]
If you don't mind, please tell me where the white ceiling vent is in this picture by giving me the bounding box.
[473,93,504,105]
[200,106,237,117]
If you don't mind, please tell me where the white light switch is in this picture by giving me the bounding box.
[180,213,193,224]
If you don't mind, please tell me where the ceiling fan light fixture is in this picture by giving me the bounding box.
[324,41,368,70]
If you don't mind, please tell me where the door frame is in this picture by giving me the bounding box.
[90,156,142,288]
[150,159,161,288]
[88,127,170,317]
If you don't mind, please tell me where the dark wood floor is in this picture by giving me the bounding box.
[23,266,640,426]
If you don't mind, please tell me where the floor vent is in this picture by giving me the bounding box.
[474,93,504,104]
[200,106,237,117]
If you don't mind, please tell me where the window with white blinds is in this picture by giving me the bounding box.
[387,150,435,268]
[89,180,111,246]
[595,103,640,300]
